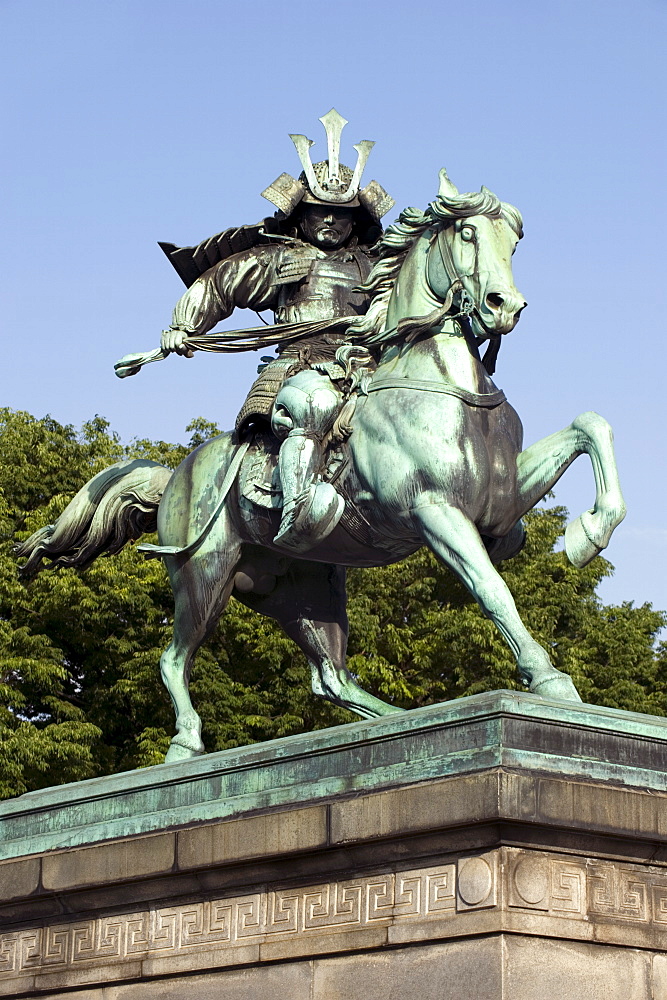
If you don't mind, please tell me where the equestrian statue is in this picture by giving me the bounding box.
[16,111,627,762]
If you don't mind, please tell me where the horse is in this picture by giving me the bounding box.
[17,169,626,763]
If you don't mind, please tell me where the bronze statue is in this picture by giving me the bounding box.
[158,111,393,552]
[17,112,627,763]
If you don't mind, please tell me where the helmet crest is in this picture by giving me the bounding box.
[261,110,394,223]
[290,110,374,204]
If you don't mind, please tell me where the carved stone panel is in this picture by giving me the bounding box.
[5,848,667,996]
[0,863,464,993]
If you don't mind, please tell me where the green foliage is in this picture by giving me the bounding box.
[346,510,667,714]
[0,407,665,800]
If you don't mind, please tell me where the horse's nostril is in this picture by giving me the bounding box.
[486,293,504,310]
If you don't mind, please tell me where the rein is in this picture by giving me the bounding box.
[367,377,506,408]
[370,277,472,347]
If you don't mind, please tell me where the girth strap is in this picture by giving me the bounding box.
[367,377,506,408]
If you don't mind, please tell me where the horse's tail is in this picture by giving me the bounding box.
[16,459,174,579]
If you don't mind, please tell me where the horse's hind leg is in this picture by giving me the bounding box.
[240,560,403,719]
[414,502,581,702]
[515,411,626,567]
[161,540,241,762]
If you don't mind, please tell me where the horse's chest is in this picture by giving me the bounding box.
[354,395,521,527]
[463,407,523,529]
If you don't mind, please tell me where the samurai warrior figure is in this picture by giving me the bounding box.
[159,111,394,553]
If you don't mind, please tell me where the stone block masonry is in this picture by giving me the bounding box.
[3,691,667,998]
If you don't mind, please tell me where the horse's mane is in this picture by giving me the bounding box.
[349,183,523,346]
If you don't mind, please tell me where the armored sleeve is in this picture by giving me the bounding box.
[169,245,284,334]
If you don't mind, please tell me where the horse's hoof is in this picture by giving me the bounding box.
[564,513,602,568]
[530,671,582,703]
[373,701,406,716]
[164,741,204,763]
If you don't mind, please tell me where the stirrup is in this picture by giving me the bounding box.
[273,483,344,554]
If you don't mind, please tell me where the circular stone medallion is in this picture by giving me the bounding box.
[457,857,493,906]
[513,855,549,905]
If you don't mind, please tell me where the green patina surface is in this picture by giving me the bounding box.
[16,121,626,766]
[2,691,667,861]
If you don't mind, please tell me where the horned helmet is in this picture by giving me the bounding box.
[261,110,394,225]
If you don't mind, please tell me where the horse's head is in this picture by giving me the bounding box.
[427,170,527,339]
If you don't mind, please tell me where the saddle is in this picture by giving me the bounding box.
[237,343,384,549]
[239,434,348,511]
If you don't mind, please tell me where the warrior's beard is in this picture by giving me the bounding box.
[313,228,342,247]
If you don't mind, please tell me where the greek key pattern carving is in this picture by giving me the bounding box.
[508,849,667,923]
[8,851,667,988]
[0,864,459,982]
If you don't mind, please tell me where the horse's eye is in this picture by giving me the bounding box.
[460,226,476,242]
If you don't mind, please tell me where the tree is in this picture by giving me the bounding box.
[1,407,665,799]
[345,511,667,714]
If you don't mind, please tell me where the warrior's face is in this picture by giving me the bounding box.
[299,204,355,249]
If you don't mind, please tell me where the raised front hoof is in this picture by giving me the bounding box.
[164,739,205,763]
[564,513,603,568]
[530,671,582,703]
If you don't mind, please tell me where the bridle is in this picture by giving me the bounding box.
[367,218,506,398]
[432,221,503,375]
[374,221,502,373]
[432,223,478,325]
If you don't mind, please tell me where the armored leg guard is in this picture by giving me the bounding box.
[272,429,344,554]
[270,369,346,554]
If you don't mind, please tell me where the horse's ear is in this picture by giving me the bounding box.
[438,168,459,198]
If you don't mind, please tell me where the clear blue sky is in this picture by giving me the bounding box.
[1,0,665,615]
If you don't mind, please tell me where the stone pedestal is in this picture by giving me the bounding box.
[3,691,667,999]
